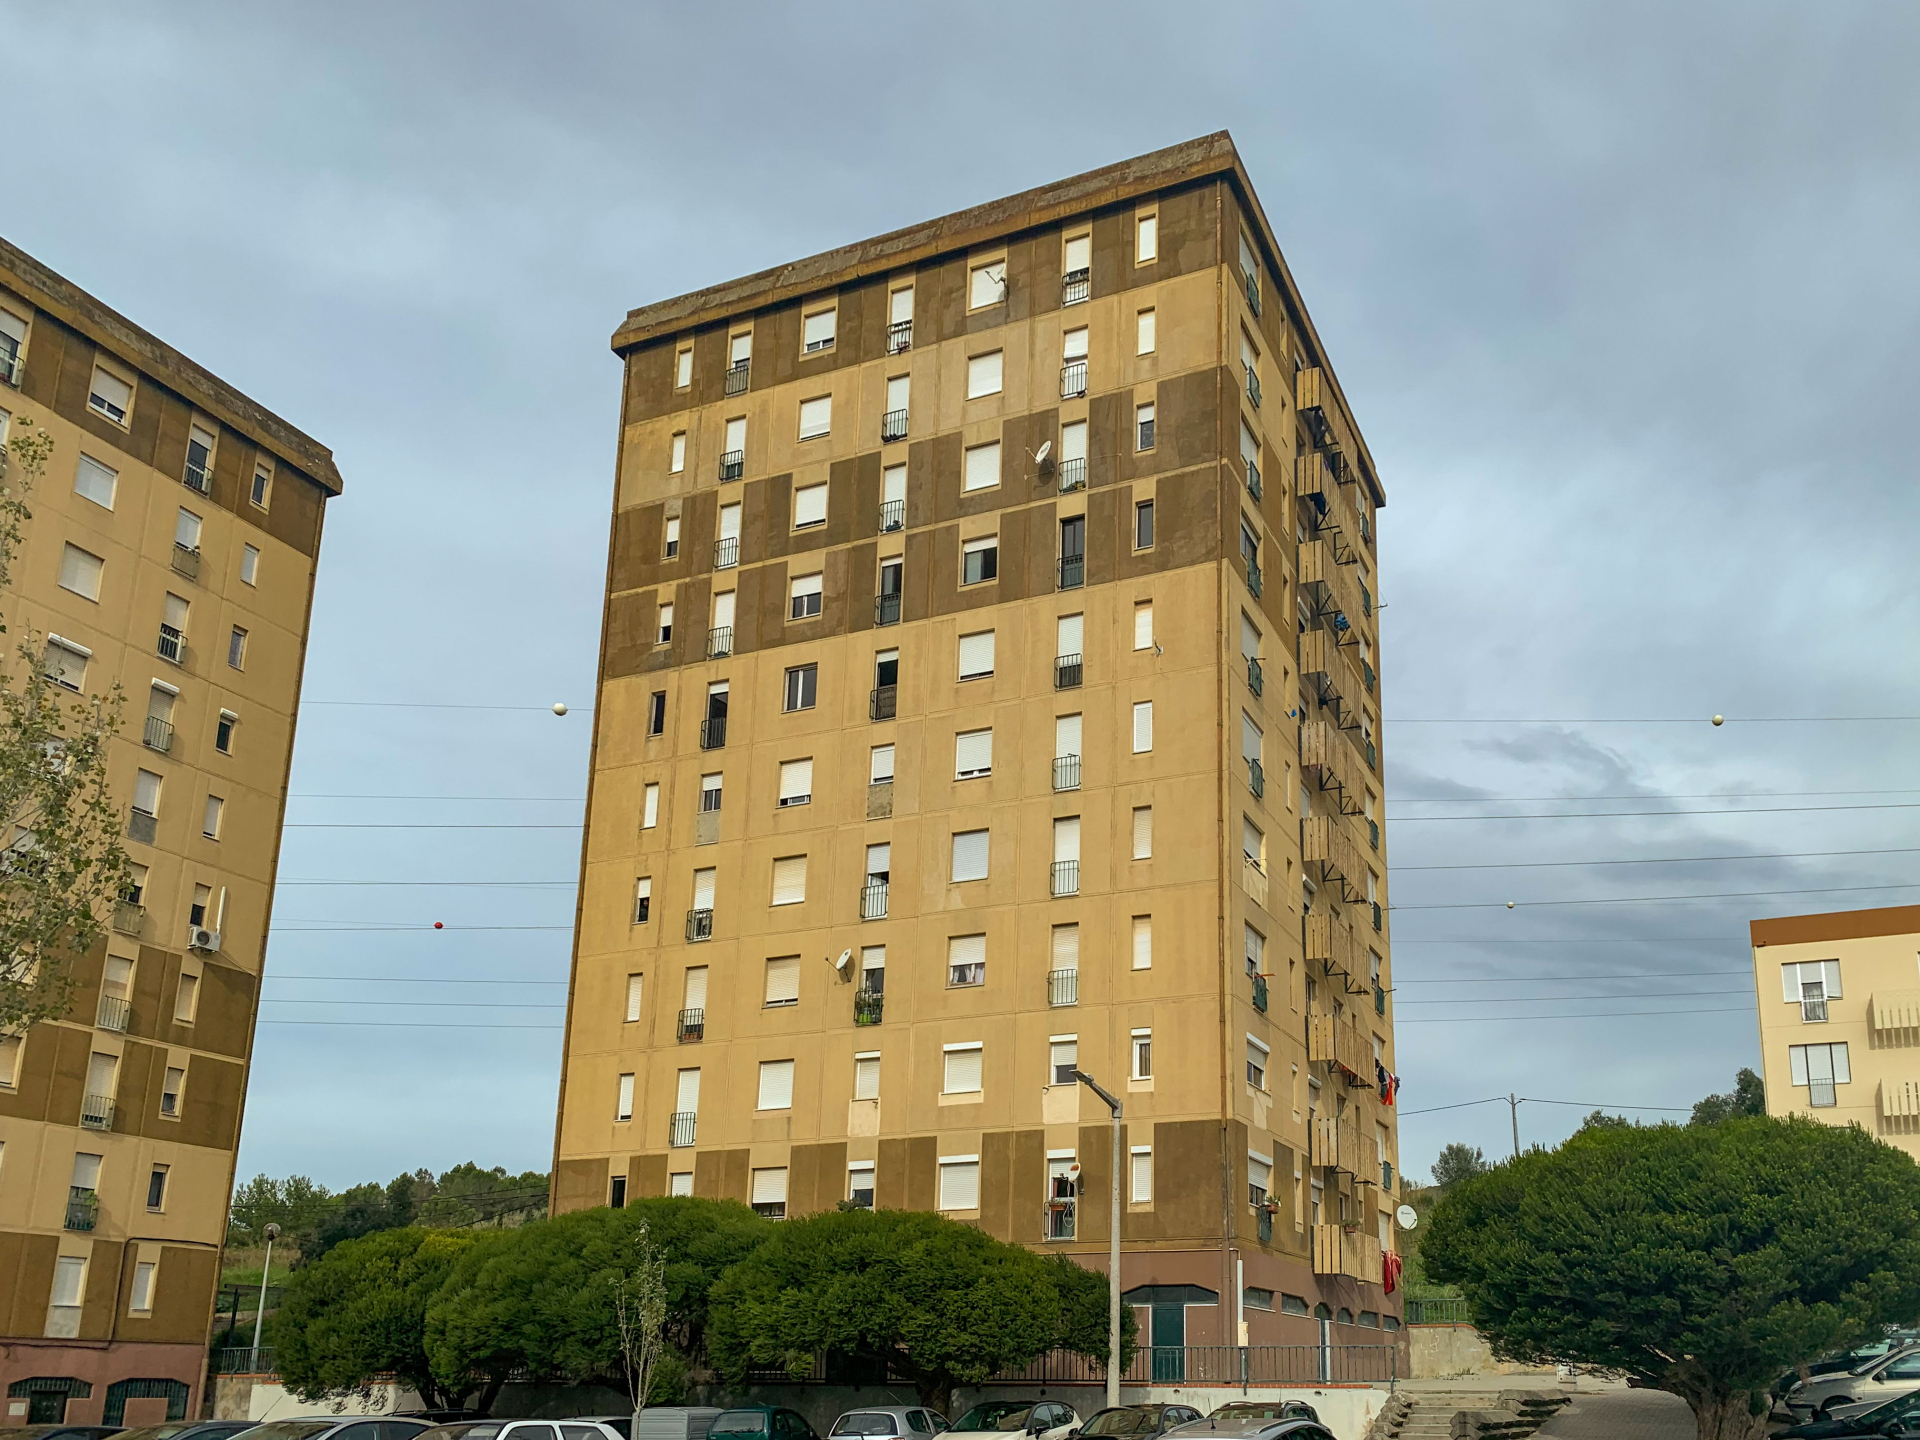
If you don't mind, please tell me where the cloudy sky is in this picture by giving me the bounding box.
[7,2,1918,1189]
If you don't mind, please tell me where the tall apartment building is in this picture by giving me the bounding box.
[0,240,340,1423]
[553,134,1401,1358]
[1751,905,1920,1157]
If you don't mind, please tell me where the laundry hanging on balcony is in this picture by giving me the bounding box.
[1376,1062,1400,1106]
[1383,1250,1403,1295]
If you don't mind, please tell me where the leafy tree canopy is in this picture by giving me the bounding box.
[1691,1068,1766,1126]
[707,1207,1131,1413]
[1430,1141,1490,1188]
[229,1162,550,1260]
[1422,1115,1920,1440]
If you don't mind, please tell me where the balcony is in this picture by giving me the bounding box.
[1305,911,1358,978]
[1058,554,1084,591]
[1248,757,1265,798]
[1310,1009,1371,1078]
[706,626,733,660]
[1048,969,1079,1007]
[1246,368,1262,409]
[1245,273,1261,316]
[1047,1197,1077,1240]
[1052,754,1081,792]
[1372,901,1383,932]
[157,624,185,664]
[1369,819,1379,850]
[700,716,727,750]
[171,544,201,581]
[96,994,130,1032]
[65,1187,98,1232]
[861,879,889,920]
[1311,1114,1362,1175]
[1050,859,1079,897]
[1247,655,1264,696]
[1297,366,1332,447]
[881,409,908,444]
[1312,1223,1381,1283]
[1241,855,1269,908]
[685,909,714,943]
[714,536,739,569]
[183,460,211,495]
[143,716,173,753]
[1375,983,1387,1016]
[128,809,157,845]
[1872,989,1920,1036]
[677,1008,704,1042]
[80,1093,115,1131]
[1057,456,1086,493]
[1252,975,1269,1013]
[879,498,905,532]
[0,344,19,387]
[1366,740,1378,770]
[1054,654,1082,690]
[854,988,884,1025]
[1246,559,1262,598]
[1246,458,1262,500]
[1361,583,1373,618]
[1362,661,1376,694]
[1060,360,1087,399]
[668,1111,697,1148]
[1062,267,1091,306]
[1256,1207,1274,1244]
[1304,815,1365,899]
[887,318,912,354]
[875,593,901,627]
[718,449,744,482]
[112,899,146,936]
[724,360,749,396]
[869,685,897,722]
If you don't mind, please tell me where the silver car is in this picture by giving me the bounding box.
[1790,1344,1920,1419]
[829,1411,949,1440]
[946,1404,1078,1440]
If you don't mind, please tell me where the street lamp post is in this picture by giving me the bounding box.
[251,1222,280,1359]
[1073,1069,1123,1409]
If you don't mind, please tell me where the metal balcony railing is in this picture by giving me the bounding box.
[1048,1198,1077,1240]
[677,1008,704,1042]
[113,900,146,936]
[1247,655,1264,696]
[887,318,912,354]
[1363,661,1376,694]
[1138,417,1155,450]
[1048,969,1079,1006]
[1054,654,1082,690]
[1062,267,1091,306]
[96,994,130,1032]
[1253,975,1269,1013]
[172,544,201,580]
[0,342,20,387]
[1249,757,1265,798]
[1247,559,1263,598]
[861,879,889,920]
[879,498,905,532]
[685,909,714,942]
[143,716,173,752]
[81,1094,115,1131]
[1375,983,1387,1016]
[1366,740,1378,770]
[1058,554,1084,590]
[65,1187,98,1231]
[706,626,732,659]
[1811,1077,1837,1108]
[718,449,744,482]
[875,593,901,627]
[1246,458,1262,500]
[183,460,211,495]
[1361,583,1373,618]
[724,361,749,396]
[881,409,908,443]
[128,809,157,845]
[157,624,185,663]
[1057,456,1086,492]
[668,1111,697,1147]
[1052,755,1081,792]
[700,716,727,750]
[1245,273,1261,315]
[1257,1208,1274,1244]
[714,536,739,568]
[1369,819,1380,850]
[1382,1160,1394,1191]
[1371,901,1383,932]
[854,988,884,1025]
[1060,360,1087,399]
[1050,859,1079,897]
[1801,996,1829,1023]
[870,685,897,722]
[1246,368,1262,408]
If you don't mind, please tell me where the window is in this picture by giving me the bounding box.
[1131,1147,1154,1202]
[1132,915,1152,970]
[1240,230,1259,282]
[216,708,238,755]
[657,603,674,644]
[642,782,660,829]
[968,261,1006,309]
[1131,1028,1153,1080]
[881,463,906,528]
[1132,806,1152,859]
[1137,309,1156,355]
[789,572,823,619]
[669,1171,693,1197]
[250,463,272,509]
[0,307,24,380]
[675,346,693,388]
[228,627,247,669]
[1245,923,1265,977]
[722,417,746,476]
[967,351,1003,399]
[1136,213,1158,262]
[133,767,161,819]
[860,942,886,993]
[625,973,644,1022]
[1789,1042,1851,1107]
[962,535,998,585]
[700,772,722,813]
[175,509,203,553]
[802,308,836,353]
[962,441,1001,492]
[1136,402,1156,450]
[1135,499,1154,549]
[1050,1036,1078,1086]
[783,664,817,711]
[202,795,224,840]
[160,1065,185,1115]
[173,971,199,1023]
[1248,1153,1272,1207]
[943,1042,984,1092]
[1243,817,1265,871]
[1244,1286,1275,1312]
[1132,700,1154,753]
[793,481,828,528]
[88,363,133,423]
[664,516,681,558]
[146,1164,168,1210]
[870,743,895,784]
[670,432,686,473]
[1247,1037,1269,1089]
[74,454,117,509]
[1782,959,1843,1021]
[1057,612,1083,661]
[778,758,813,807]
[951,830,989,883]
[58,544,103,601]
[616,1074,635,1121]
[771,855,808,906]
[648,691,666,736]
[939,1155,981,1209]
[0,1032,20,1087]
[240,543,260,586]
[798,395,832,440]
[1134,601,1153,650]
[758,1059,796,1109]
[957,628,995,680]
[955,728,993,779]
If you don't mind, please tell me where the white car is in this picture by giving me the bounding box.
[1790,1344,1920,1419]
[945,1405,1079,1440]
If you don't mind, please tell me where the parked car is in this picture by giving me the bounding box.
[629,1410,726,1440]
[709,1412,819,1440]
[1780,1335,1920,1400]
[1168,1424,1331,1440]
[1201,1404,1322,1425]
[946,1403,1078,1440]
[9,1428,122,1440]
[414,1423,621,1440]
[1780,1384,1920,1437]
[1068,1408,1204,1439]
[829,1409,949,1440]
[233,1421,430,1440]
[118,1424,257,1440]
[1790,1346,1920,1420]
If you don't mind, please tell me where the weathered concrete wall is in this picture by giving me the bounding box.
[1408,1325,1556,1380]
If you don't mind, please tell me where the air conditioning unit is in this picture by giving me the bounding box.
[188,926,220,952]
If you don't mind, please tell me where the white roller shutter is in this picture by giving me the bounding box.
[1051,925,1079,971]
[625,974,644,1022]
[958,629,995,679]
[793,482,828,526]
[949,933,986,974]
[1137,214,1158,262]
[969,261,1005,307]
[778,758,814,804]
[1132,806,1153,858]
[1064,234,1091,272]
[883,464,906,504]
[730,333,752,364]
[1242,818,1264,866]
[955,728,993,778]
[870,744,895,783]
[59,544,103,600]
[1054,714,1082,758]
[713,591,735,628]
[693,867,716,910]
[752,1166,789,1204]
[765,957,801,1006]
[616,1074,635,1120]
[1057,613,1083,656]
[675,1068,701,1111]
[799,396,832,439]
[1132,701,1154,752]
[1133,916,1152,969]
[943,1045,984,1094]
[720,502,742,539]
[890,287,914,324]
[724,417,746,452]
[866,843,891,876]
[1053,816,1081,862]
[854,1053,881,1099]
[967,351,1003,398]
[771,855,807,906]
[963,442,1001,491]
[1242,713,1263,764]
[887,374,910,411]
[951,830,989,882]
[1063,326,1089,360]
[939,1158,981,1210]
[1061,420,1087,462]
[683,967,708,1009]
[1241,613,1261,659]
[1134,602,1154,650]
[803,309,837,348]
[757,1059,795,1110]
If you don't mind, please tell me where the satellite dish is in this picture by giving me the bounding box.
[1034,440,1053,466]
[833,948,852,973]
[1066,1163,1082,1181]
[1396,1204,1419,1230]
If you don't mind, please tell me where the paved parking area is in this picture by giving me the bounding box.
[1536,1389,1697,1439]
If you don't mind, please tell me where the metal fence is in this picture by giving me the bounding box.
[209,1347,277,1376]
[985,1344,1397,1387]
[1405,1297,1472,1325]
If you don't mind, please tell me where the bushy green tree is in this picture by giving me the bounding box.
[1430,1142,1489,1188]
[1691,1068,1766,1126]
[1422,1115,1920,1440]
[707,1207,1132,1413]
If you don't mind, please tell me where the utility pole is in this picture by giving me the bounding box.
[1074,1069,1123,1410]
[252,1222,280,1356]
[1508,1094,1520,1160]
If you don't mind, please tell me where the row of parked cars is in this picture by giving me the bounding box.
[1777,1330,1920,1437]
[6,1399,1335,1440]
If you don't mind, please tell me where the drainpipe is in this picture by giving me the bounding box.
[1072,1070,1123,1411]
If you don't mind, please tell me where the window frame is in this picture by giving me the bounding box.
[783,663,818,712]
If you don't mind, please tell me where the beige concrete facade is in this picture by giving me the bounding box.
[1750,905,1920,1155]
[0,238,340,1424]
[556,134,1403,1358]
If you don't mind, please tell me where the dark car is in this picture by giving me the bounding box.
[1779,1385,1920,1439]
[10,1428,122,1440]
[236,1420,430,1440]
[413,1423,619,1440]
[1071,1408,1203,1439]
[1171,1427,1330,1440]
[119,1424,258,1440]
[710,1411,820,1440]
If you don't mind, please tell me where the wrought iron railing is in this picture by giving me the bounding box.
[143,716,173,752]
[1363,661,1376,694]
[1060,360,1087,398]
[1405,1297,1470,1326]
[1054,654,1082,689]
[209,1348,278,1376]
[985,1343,1395,1387]
[714,536,739,568]
[1245,274,1262,315]
[854,988,884,1025]
[1246,368,1262,408]
[668,1111,697,1147]
[861,879,889,920]
[1058,554,1084,590]
[1248,655,1264,696]
[1247,458,1262,500]
[1375,983,1387,1016]
[881,409,908,443]
[1372,901,1383,932]
[1061,268,1091,306]
[725,361,749,396]
[706,626,732,659]
[1801,996,1828,1023]
[870,685,897,721]
[875,593,901,627]
[718,449,744,482]
[879,498,905,532]
[1050,859,1079,897]
[685,909,714,942]
[96,994,130,1031]
[1048,969,1079,1006]
[183,460,211,495]
[700,716,727,749]
[887,319,912,353]
[677,1008,704,1042]
[1057,456,1086,492]
[65,1186,98,1231]
[157,624,185,663]
[1369,819,1380,850]
[1052,755,1081,792]
[1249,757,1265,798]
[1253,975,1269,1013]
[1247,559,1263,597]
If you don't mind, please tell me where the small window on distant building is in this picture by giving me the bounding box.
[803,308,837,353]
[241,544,260,585]
[251,463,272,509]
[968,261,1006,309]
[675,347,693,388]
[88,364,133,424]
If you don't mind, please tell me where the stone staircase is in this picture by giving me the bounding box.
[1367,1390,1572,1440]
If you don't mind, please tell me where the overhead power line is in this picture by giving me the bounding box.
[1397,1004,1753,1023]
[1395,880,1920,911]
[258,1020,562,1030]
[1394,968,1751,985]
[1390,802,1920,822]
[258,998,565,1010]
[266,975,567,985]
[1399,1094,1693,1116]
[1397,987,1752,1004]
[1391,938,1735,944]
[1390,787,1920,804]
[1386,716,1920,724]
[1393,845,1920,872]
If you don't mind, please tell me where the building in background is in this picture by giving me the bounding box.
[553,133,1401,1360]
[1751,904,1920,1157]
[0,240,340,1423]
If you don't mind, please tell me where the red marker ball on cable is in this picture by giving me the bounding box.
[434,922,444,929]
